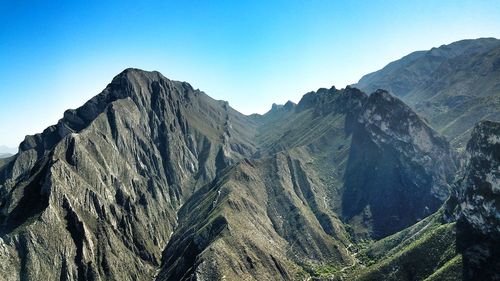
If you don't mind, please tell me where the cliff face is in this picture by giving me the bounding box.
[455,121,500,280]
[342,90,457,239]
[0,69,459,280]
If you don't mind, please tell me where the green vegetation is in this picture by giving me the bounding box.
[299,263,341,280]
[351,222,460,281]
[424,255,462,281]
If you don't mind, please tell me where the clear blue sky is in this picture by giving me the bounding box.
[1,0,499,147]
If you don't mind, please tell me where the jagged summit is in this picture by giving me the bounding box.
[114,67,162,80]
[362,88,449,150]
[267,100,296,114]
[283,100,296,110]
[296,86,338,110]
[20,69,177,150]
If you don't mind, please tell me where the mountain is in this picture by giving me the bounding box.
[0,68,459,280]
[156,86,367,280]
[0,69,258,280]
[354,38,500,148]
[0,153,13,159]
[0,146,17,155]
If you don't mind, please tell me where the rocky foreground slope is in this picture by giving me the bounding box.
[0,68,493,281]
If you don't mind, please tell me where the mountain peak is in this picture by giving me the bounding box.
[283,100,296,110]
[363,90,416,122]
[343,89,457,239]
[268,100,296,114]
[115,67,162,79]
[270,103,282,111]
[367,89,399,105]
[18,68,200,154]
[296,86,338,110]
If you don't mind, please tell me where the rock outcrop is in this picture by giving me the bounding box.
[342,89,457,239]
[455,120,500,280]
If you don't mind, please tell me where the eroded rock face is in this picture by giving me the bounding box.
[456,120,500,281]
[342,89,457,239]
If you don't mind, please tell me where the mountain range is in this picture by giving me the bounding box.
[0,38,499,281]
[355,37,500,149]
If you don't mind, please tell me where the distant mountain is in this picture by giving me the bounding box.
[354,38,500,148]
[0,69,458,280]
[0,153,12,159]
[0,145,16,155]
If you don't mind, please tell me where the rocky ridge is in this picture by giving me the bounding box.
[351,120,500,281]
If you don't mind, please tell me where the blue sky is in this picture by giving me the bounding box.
[1,0,499,147]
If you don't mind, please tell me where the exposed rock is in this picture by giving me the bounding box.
[342,89,457,239]
[455,120,500,280]
[348,120,500,281]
